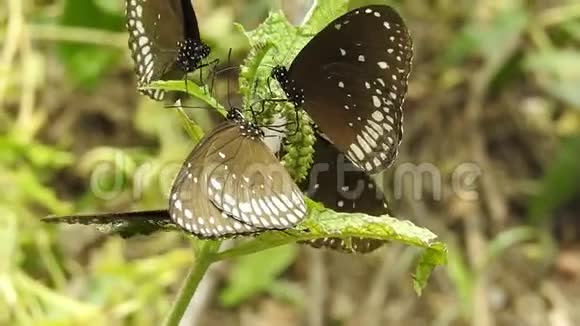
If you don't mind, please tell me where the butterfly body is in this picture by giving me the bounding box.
[176,39,210,74]
[272,5,412,174]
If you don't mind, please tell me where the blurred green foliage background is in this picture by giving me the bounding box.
[1,0,580,325]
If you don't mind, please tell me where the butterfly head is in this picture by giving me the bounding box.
[227,108,264,139]
[227,108,244,122]
[177,39,210,73]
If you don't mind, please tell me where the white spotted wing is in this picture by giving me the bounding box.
[169,120,307,238]
[286,5,413,174]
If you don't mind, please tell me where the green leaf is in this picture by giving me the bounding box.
[486,226,541,261]
[302,0,349,34]
[175,108,205,143]
[147,80,227,116]
[238,10,305,106]
[528,135,580,222]
[216,201,447,294]
[56,0,124,88]
[525,50,580,106]
[219,245,298,307]
[413,242,447,295]
[348,0,393,9]
[49,198,446,295]
[141,79,223,150]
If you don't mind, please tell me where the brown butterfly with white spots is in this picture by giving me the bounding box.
[44,109,308,239]
[271,5,412,174]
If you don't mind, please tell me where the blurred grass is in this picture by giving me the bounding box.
[0,0,262,324]
[1,0,580,325]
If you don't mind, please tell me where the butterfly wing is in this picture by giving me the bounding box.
[203,124,308,230]
[300,136,388,253]
[169,120,307,238]
[42,210,172,226]
[288,5,412,174]
[181,0,202,41]
[125,0,194,100]
[169,122,264,238]
[42,210,174,237]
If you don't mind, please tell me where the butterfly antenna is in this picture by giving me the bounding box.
[250,78,258,103]
[247,78,263,124]
[205,57,220,93]
[213,65,240,76]
[278,228,303,240]
[208,60,217,96]
[271,43,283,67]
[261,62,276,69]
[211,48,231,95]
[165,103,213,111]
[225,53,234,114]
[221,48,234,102]
[209,49,238,82]
[266,75,275,97]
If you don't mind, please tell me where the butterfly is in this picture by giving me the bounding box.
[271,5,413,174]
[44,109,308,239]
[125,0,211,101]
[299,136,389,253]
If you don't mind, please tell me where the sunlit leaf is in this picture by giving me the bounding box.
[216,201,447,293]
[147,81,227,116]
[302,0,349,34]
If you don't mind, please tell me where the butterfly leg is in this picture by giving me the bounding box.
[292,107,301,137]
[266,75,275,98]
[205,58,221,94]
[208,48,233,96]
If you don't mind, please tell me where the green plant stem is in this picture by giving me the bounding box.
[164,240,221,326]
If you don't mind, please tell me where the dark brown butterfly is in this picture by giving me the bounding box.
[300,136,389,253]
[125,0,210,100]
[271,5,413,174]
